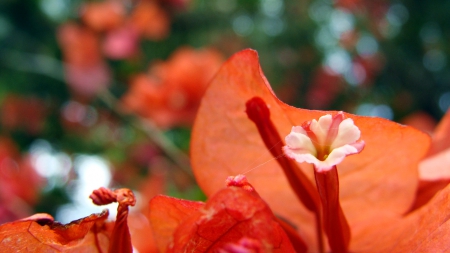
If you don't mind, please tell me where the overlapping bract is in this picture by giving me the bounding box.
[149,184,296,253]
[190,49,440,252]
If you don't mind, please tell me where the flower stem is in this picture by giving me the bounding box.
[314,166,350,253]
[245,96,324,252]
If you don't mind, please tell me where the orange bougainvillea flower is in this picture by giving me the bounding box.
[191,49,437,252]
[80,0,125,32]
[122,47,224,128]
[57,23,111,99]
[130,0,170,41]
[149,175,299,253]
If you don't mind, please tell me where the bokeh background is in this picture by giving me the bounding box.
[0,0,449,224]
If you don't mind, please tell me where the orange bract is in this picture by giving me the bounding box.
[191,49,431,252]
[149,195,205,252]
[0,211,111,252]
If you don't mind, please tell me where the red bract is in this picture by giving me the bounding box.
[148,177,298,253]
[122,47,224,128]
[0,137,44,223]
[191,49,434,252]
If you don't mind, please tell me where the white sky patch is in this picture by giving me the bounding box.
[262,17,284,36]
[324,49,351,74]
[329,9,354,38]
[56,155,115,223]
[261,0,284,17]
[30,139,71,187]
[356,34,379,57]
[308,0,333,23]
[39,0,70,22]
[232,14,254,36]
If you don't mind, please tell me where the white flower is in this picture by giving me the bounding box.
[283,112,365,172]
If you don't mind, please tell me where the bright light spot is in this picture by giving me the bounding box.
[261,0,284,17]
[420,23,441,44]
[386,4,409,26]
[56,202,117,224]
[344,62,366,86]
[56,155,114,224]
[423,49,447,72]
[324,49,351,74]
[315,27,337,49]
[215,0,236,13]
[262,17,284,36]
[232,14,254,36]
[356,103,394,119]
[39,0,70,22]
[74,155,111,193]
[439,92,450,112]
[356,34,379,57]
[30,139,71,181]
[329,9,354,38]
[308,1,333,23]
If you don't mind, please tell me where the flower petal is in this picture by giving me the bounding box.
[285,129,316,155]
[310,115,332,144]
[314,144,362,172]
[330,118,361,150]
[283,146,321,165]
